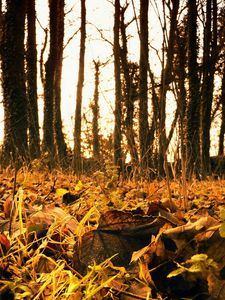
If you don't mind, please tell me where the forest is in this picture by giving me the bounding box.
[0,0,224,179]
[1,0,225,299]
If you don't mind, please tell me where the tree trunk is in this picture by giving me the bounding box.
[201,0,212,176]
[201,0,218,177]
[158,0,179,177]
[139,0,149,170]
[218,64,225,156]
[175,24,187,171]
[120,6,139,166]
[26,0,40,159]
[73,0,86,173]
[186,0,201,179]
[54,0,67,167]
[92,60,100,159]
[1,0,28,166]
[113,0,122,170]
[42,0,57,164]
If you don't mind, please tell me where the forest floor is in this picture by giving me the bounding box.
[0,167,225,299]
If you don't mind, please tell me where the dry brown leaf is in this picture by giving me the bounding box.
[73,210,165,274]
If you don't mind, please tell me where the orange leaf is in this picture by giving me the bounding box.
[0,233,10,256]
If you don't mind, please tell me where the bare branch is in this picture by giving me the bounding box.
[89,22,113,46]
[39,27,48,86]
[63,28,79,49]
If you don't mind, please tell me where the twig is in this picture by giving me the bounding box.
[63,28,79,50]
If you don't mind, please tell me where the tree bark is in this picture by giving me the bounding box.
[92,60,100,159]
[1,0,28,165]
[201,0,218,176]
[120,6,139,166]
[42,0,57,164]
[26,0,40,159]
[158,0,179,177]
[139,0,149,170]
[73,0,86,173]
[218,64,225,156]
[113,0,122,170]
[175,24,187,170]
[186,0,201,178]
[54,0,67,167]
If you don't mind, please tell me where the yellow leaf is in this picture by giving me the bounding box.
[220,208,225,221]
[75,180,83,192]
[188,264,202,273]
[56,188,69,196]
[190,254,208,262]
[167,267,186,278]
[219,222,225,238]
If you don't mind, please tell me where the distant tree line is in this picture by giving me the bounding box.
[0,0,225,179]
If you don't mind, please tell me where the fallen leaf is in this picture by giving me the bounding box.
[73,210,164,274]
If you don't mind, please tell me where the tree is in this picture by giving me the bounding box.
[26,0,40,159]
[218,65,225,156]
[120,4,139,166]
[42,0,67,167]
[54,0,67,166]
[113,0,123,170]
[174,22,187,172]
[91,60,100,159]
[186,0,201,178]
[217,6,225,156]
[42,0,58,163]
[201,0,218,176]
[1,0,28,165]
[158,0,179,176]
[139,0,149,170]
[73,0,86,173]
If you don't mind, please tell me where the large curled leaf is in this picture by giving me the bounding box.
[73,210,165,274]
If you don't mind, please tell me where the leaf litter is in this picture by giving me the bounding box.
[0,169,225,299]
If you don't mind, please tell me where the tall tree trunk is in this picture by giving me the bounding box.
[26,0,40,160]
[113,0,122,170]
[92,60,100,159]
[201,0,218,176]
[139,0,149,170]
[73,0,86,173]
[1,0,28,165]
[201,0,212,176]
[218,64,225,156]
[158,0,179,176]
[42,0,57,164]
[148,70,159,177]
[176,25,187,170]
[186,0,201,179]
[54,0,67,167]
[120,5,139,166]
